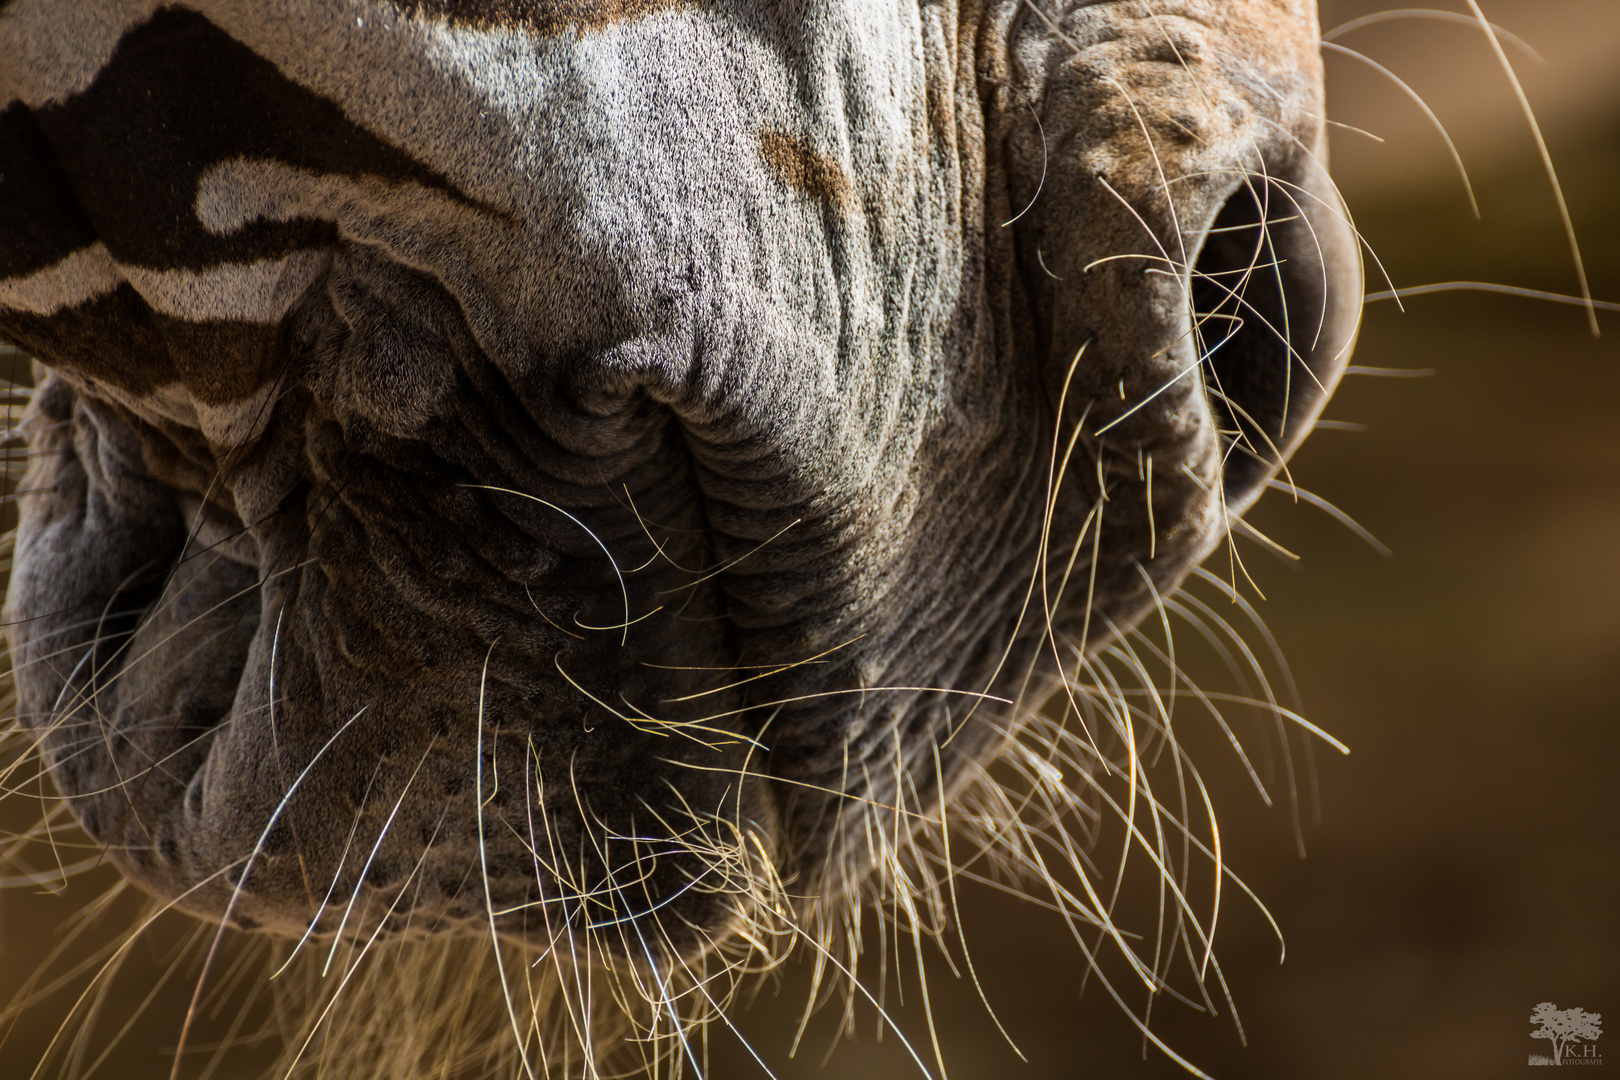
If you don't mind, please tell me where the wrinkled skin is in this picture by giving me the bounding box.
[0,0,1357,969]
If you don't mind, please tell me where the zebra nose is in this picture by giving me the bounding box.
[1014,141,1361,518]
[1184,162,1362,508]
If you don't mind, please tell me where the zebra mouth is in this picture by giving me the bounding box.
[5,375,786,957]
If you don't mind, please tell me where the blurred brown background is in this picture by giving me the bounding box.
[3,2,1617,1078]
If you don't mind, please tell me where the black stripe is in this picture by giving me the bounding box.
[2,286,181,397]
[0,103,101,278]
[30,6,493,275]
[0,283,289,405]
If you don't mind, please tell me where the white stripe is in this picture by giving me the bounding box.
[121,250,326,322]
[0,243,325,323]
[0,0,166,105]
[0,244,121,315]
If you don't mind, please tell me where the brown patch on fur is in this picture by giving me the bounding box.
[759,130,854,212]
[390,0,694,36]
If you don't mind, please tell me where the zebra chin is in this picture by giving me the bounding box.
[5,374,787,962]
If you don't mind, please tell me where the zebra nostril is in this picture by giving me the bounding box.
[1189,166,1362,507]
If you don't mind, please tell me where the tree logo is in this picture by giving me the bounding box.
[1530,1003,1603,1066]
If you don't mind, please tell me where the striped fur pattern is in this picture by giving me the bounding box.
[1,1,1360,1075]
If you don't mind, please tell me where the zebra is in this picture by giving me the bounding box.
[1,2,1359,1076]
